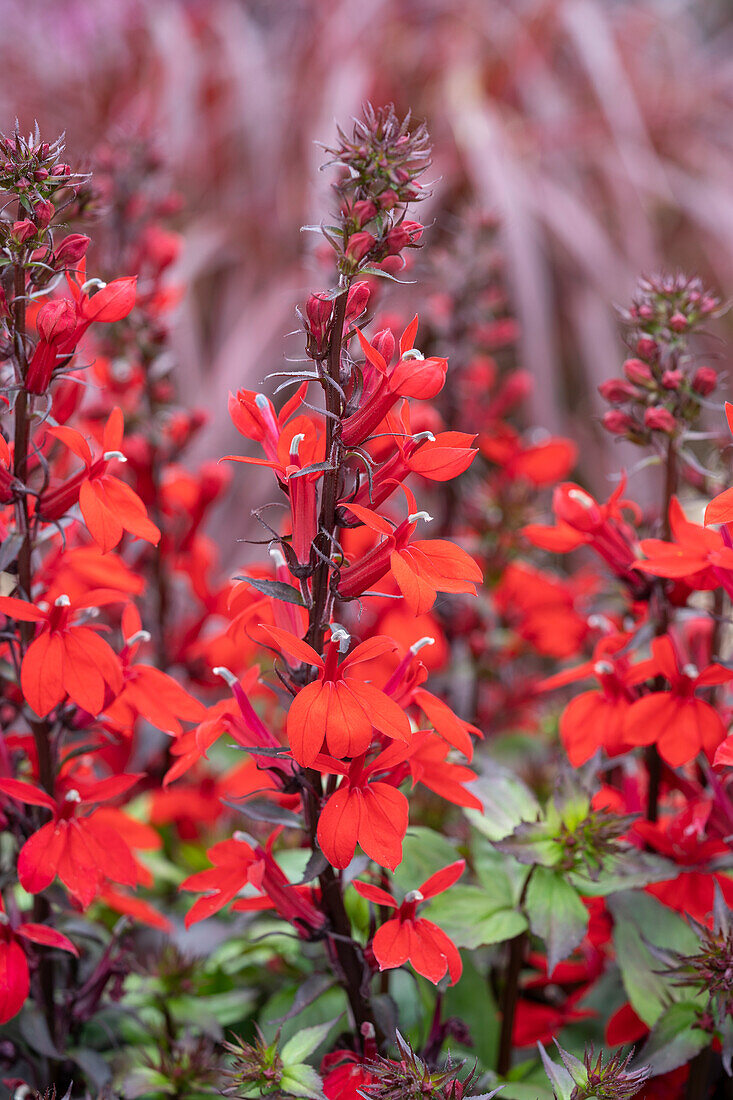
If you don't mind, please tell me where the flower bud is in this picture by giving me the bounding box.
[553,483,602,532]
[352,200,377,228]
[33,199,54,228]
[343,281,370,330]
[372,328,395,365]
[623,358,653,385]
[636,337,658,359]
[12,219,36,243]
[692,366,717,396]
[304,293,332,347]
[602,410,635,435]
[54,233,90,267]
[344,231,375,265]
[598,378,637,403]
[385,220,423,255]
[662,369,683,390]
[644,405,677,433]
[37,298,79,344]
[669,311,688,333]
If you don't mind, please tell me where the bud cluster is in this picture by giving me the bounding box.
[316,103,430,279]
[598,272,722,443]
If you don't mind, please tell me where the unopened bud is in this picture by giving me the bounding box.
[344,231,375,265]
[602,410,635,435]
[692,366,717,396]
[372,327,395,365]
[33,199,54,228]
[644,405,677,433]
[54,233,90,267]
[623,358,653,385]
[598,378,637,403]
[636,337,658,360]
[669,311,688,333]
[662,369,683,390]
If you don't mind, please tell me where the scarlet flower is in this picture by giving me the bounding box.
[0,590,124,718]
[635,497,733,594]
[337,494,481,615]
[181,833,325,936]
[0,774,143,907]
[355,860,465,985]
[225,413,324,567]
[259,625,411,766]
[541,635,639,765]
[40,407,160,552]
[705,403,733,525]
[315,747,410,870]
[341,318,448,448]
[624,636,733,767]
[0,898,78,1024]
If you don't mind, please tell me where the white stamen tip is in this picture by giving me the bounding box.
[65,789,81,803]
[405,889,424,903]
[214,666,239,688]
[593,660,613,676]
[127,629,151,647]
[233,831,250,843]
[682,663,699,679]
[80,277,107,293]
[401,348,424,362]
[54,594,71,607]
[269,546,287,569]
[254,393,270,412]
[290,432,306,458]
[567,488,594,508]
[410,636,436,655]
[103,450,126,463]
[412,431,435,443]
[407,511,432,524]
[329,625,351,652]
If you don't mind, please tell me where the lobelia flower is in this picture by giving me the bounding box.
[0,897,78,1024]
[340,318,448,448]
[337,493,482,615]
[181,832,325,936]
[0,774,143,907]
[623,635,733,767]
[541,634,640,765]
[0,590,125,718]
[355,861,466,985]
[258,625,411,766]
[635,497,733,596]
[40,407,160,552]
[315,746,411,870]
[224,413,325,569]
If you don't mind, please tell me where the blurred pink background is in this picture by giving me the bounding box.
[4,0,733,535]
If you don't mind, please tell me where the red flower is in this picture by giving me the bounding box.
[624,636,733,767]
[316,748,410,870]
[0,898,78,1024]
[354,861,465,985]
[635,497,733,592]
[259,626,410,766]
[41,408,160,552]
[0,590,124,718]
[541,635,638,765]
[337,494,482,615]
[0,775,143,907]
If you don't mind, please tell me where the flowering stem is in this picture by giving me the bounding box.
[11,237,57,1043]
[645,433,678,823]
[497,864,534,1076]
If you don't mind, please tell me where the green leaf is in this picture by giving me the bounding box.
[280,1064,325,1098]
[426,886,527,949]
[609,893,701,1027]
[493,821,561,868]
[465,768,541,841]
[638,1003,709,1074]
[568,851,677,896]
[235,575,305,606]
[393,827,458,891]
[537,1043,575,1100]
[525,867,588,974]
[281,1017,338,1065]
